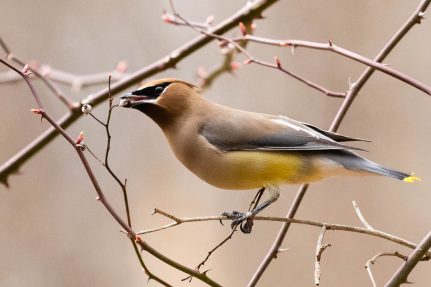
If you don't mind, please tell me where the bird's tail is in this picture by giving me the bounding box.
[324,150,420,182]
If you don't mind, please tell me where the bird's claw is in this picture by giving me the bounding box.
[221,210,255,233]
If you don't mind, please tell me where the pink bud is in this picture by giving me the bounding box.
[76,131,84,145]
[196,67,208,79]
[206,15,214,25]
[116,61,128,73]
[30,108,43,115]
[243,59,253,65]
[22,64,32,76]
[230,61,240,71]
[161,11,174,24]
[40,65,51,77]
[239,22,247,36]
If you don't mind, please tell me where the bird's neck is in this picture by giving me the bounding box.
[136,104,173,128]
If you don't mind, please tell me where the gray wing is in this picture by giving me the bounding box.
[301,122,370,143]
[200,113,365,152]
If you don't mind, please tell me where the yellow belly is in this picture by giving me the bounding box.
[193,150,329,190]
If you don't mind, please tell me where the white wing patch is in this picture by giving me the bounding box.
[272,116,321,140]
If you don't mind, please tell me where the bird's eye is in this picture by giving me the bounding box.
[155,86,164,94]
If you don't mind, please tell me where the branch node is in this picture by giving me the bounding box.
[315,226,330,286]
[243,58,253,65]
[418,11,425,23]
[274,56,282,68]
[134,235,143,244]
[153,208,183,223]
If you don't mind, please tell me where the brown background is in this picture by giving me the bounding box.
[1,1,430,286]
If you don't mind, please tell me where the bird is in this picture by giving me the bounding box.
[119,78,420,233]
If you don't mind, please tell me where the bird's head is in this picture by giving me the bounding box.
[120,78,200,126]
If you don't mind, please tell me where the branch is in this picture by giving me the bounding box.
[137,209,431,259]
[248,1,431,285]
[385,231,431,287]
[182,228,237,283]
[365,252,409,287]
[314,226,331,286]
[85,77,166,282]
[0,0,280,187]
[239,35,431,96]
[197,40,241,90]
[0,37,128,94]
[168,9,346,98]
[352,200,374,230]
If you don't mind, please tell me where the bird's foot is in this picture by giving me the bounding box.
[221,210,255,234]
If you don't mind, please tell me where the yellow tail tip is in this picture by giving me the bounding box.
[403,174,421,183]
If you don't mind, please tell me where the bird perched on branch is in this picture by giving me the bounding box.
[120,78,419,233]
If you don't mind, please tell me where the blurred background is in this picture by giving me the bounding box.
[1,1,430,286]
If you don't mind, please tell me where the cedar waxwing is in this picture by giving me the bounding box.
[119,78,419,233]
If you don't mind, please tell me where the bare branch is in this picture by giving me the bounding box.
[197,49,237,89]
[238,35,431,96]
[314,226,331,286]
[137,210,431,259]
[247,57,346,98]
[183,228,237,283]
[365,252,409,287]
[385,231,431,287]
[0,56,128,94]
[352,200,374,230]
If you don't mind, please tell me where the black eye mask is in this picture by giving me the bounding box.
[131,82,171,99]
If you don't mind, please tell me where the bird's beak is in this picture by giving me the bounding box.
[119,92,151,108]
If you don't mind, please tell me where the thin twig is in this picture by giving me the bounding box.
[352,200,374,230]
[197,42,239,90]
[183,228,238,282]
[84,145,105,166]
[238,35,431,96]
[248,1,431,285]
[130,239,172,287]
[0,44,128,95]
[85,77,172,283]
[365,251,409,287]
[315,226,331,286]
[153,208,183,223]
[0,38,77,109]
[248,57,346,98]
